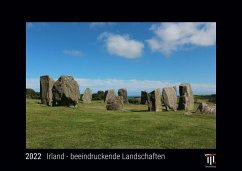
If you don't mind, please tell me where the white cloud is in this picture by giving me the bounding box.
[98,32,144,59]
[63,50,82,56]
[26,78,216,95]
[90,22,116,28]
[147,22,216,56]
[76,78,170,91]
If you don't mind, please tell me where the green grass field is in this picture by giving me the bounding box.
[26,99,216,149]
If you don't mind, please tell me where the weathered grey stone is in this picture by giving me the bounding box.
[196,102,216,115]
[147,93,153,111]
[141,91,148,104]
[40,75,55,106]
[178,83,194,111]
[104,89,115,103]
[82,88,92,103]
[173,86,177,93]
[147,89,162,112]
[52,76,80,107]
[118,88,128,104]
[162,87,177,111]
[106,96,123,110]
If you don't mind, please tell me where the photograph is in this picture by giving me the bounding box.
[26,22,216,149]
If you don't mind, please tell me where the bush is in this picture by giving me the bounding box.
[194,94,216,103]
[26,88,40,99]
[209,94,216,103]
[128,98,141,104]
[92,90,105,100]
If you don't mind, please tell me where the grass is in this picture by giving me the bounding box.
[26,99,216,149]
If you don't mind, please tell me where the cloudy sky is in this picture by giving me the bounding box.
[26,22,216,95]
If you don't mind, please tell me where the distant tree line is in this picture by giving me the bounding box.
[92,91,105,100]
[208,94,216,103]
[194,94,216,103]
[128,98,141,104]
[26,88,216,104]
[26,88,40,99]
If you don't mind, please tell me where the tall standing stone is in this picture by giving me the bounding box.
[147,89,162,112]
[147,93,153,111]
[141,91,148,104]
[118,88,128,104]
[82,88,92,103]
[162,87,177,111]
[178,83,194,111]
[40,75,55,106]
[104,89,115,103]
[173,86,177,93]
[52,76,80,107]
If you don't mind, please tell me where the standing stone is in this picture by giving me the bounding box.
[196,102,216,115]
[141,91,148,104]
[147,93,153,111]
[147,89,162,112]
[118,88,128,104]
[52,76,80,107]
[82,88,92,103]
[40,75,55,106]
[173,86,177,93]
[106,96,124,110]
[104,89,115,103]
[178,83,194,111]
[162,87,177,111]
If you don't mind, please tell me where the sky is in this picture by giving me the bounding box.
[26,22,216,96]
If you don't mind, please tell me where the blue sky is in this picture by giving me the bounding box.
[26,22,216,96]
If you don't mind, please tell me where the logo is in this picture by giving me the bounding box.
[205,154,216,168]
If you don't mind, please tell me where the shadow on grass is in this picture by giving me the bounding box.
[129,109,150,112]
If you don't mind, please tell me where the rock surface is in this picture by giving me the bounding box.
[52,76,80,107]
[178,83,194,111]
[118,88,128,104]
[82,88,92,103]
[141,91,148,104]
[162,87,177,111]
[106,96,124,110]
[147,89,162,112]
[196,102,216,115]
[104,89,115,103]
[173,86,177,93]
[40,75,55,106]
